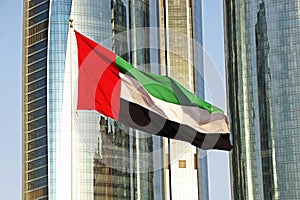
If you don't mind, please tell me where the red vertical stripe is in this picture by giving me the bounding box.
[75,31,121,119]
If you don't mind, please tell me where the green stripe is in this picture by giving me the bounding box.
[116,56,223,114]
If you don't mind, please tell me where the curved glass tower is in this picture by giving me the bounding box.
[224,0,300,199]
[22,0,161,199]
[23,0,206,199]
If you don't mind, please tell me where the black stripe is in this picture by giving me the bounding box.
[119,98,232,151]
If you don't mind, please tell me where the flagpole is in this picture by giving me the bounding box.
[162,0,172,199]
[69,18,74,200]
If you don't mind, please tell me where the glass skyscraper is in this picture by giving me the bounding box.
[224,0,300,199]
[22,0,159,199]
[22,0,206,199]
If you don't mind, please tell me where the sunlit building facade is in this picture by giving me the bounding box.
[224,0,300,199]
[159,0,208,199]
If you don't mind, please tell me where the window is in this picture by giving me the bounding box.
[28,156,47,170]
[28,127,47,140]
[28,97,46,112]
[28,88,46,102]
[28,59,47,73]
[28,166,47,181]
[179,160,186,168]
[28,176,48,190]
[29,0,48,8]
[28,40,47,55]
[28,107,46,121]
[28,78,46,93]
[27,136,47,150]
[28,70,47,82]
[28,49,47,64]
[28,147,47,161]
[29,12,49,26]
[194,154,198,169]
[29,2,49,18]
[28,30,48,45]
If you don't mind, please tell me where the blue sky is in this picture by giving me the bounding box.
[0,1,230,199]
[0,0,22,199]
[202,1,231,200]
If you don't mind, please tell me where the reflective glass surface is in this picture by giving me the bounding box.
[225,0,300,199]
[38,0,162,199]
[47,0,72,198]
[23,0,205,199]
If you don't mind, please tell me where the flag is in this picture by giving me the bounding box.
[74,30,232,151]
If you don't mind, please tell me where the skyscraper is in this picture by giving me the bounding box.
[159,0,208,199]
[22,0,160,199]
[224,0,300,199]
[22,0,206,199]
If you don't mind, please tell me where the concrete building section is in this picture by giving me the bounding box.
[159,0,208,199]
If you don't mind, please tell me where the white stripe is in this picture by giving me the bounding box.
[120,73,229,134]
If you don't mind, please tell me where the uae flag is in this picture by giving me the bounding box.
[74,30,232,151]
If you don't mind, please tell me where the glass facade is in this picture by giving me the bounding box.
[93,1,157,199]
[23,0,206,199]
[224,0,300,199]
[23,0,162,199]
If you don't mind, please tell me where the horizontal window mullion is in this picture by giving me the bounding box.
[27,176,48,190]
[28,88,47,103]
[29,12,49,27]
[28,166,48,181]
[28,39,48,55]
[27,98,46,112]
[28,69,47,83]
[27,78,46,93]
[27,147,47,161]
[29,0,48,8]
[28,49,47,64]
[29,2,49,18]
[27,59,47,74]
[28,156,48,170]
[27,117,47,132]
[28,107,47,122]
